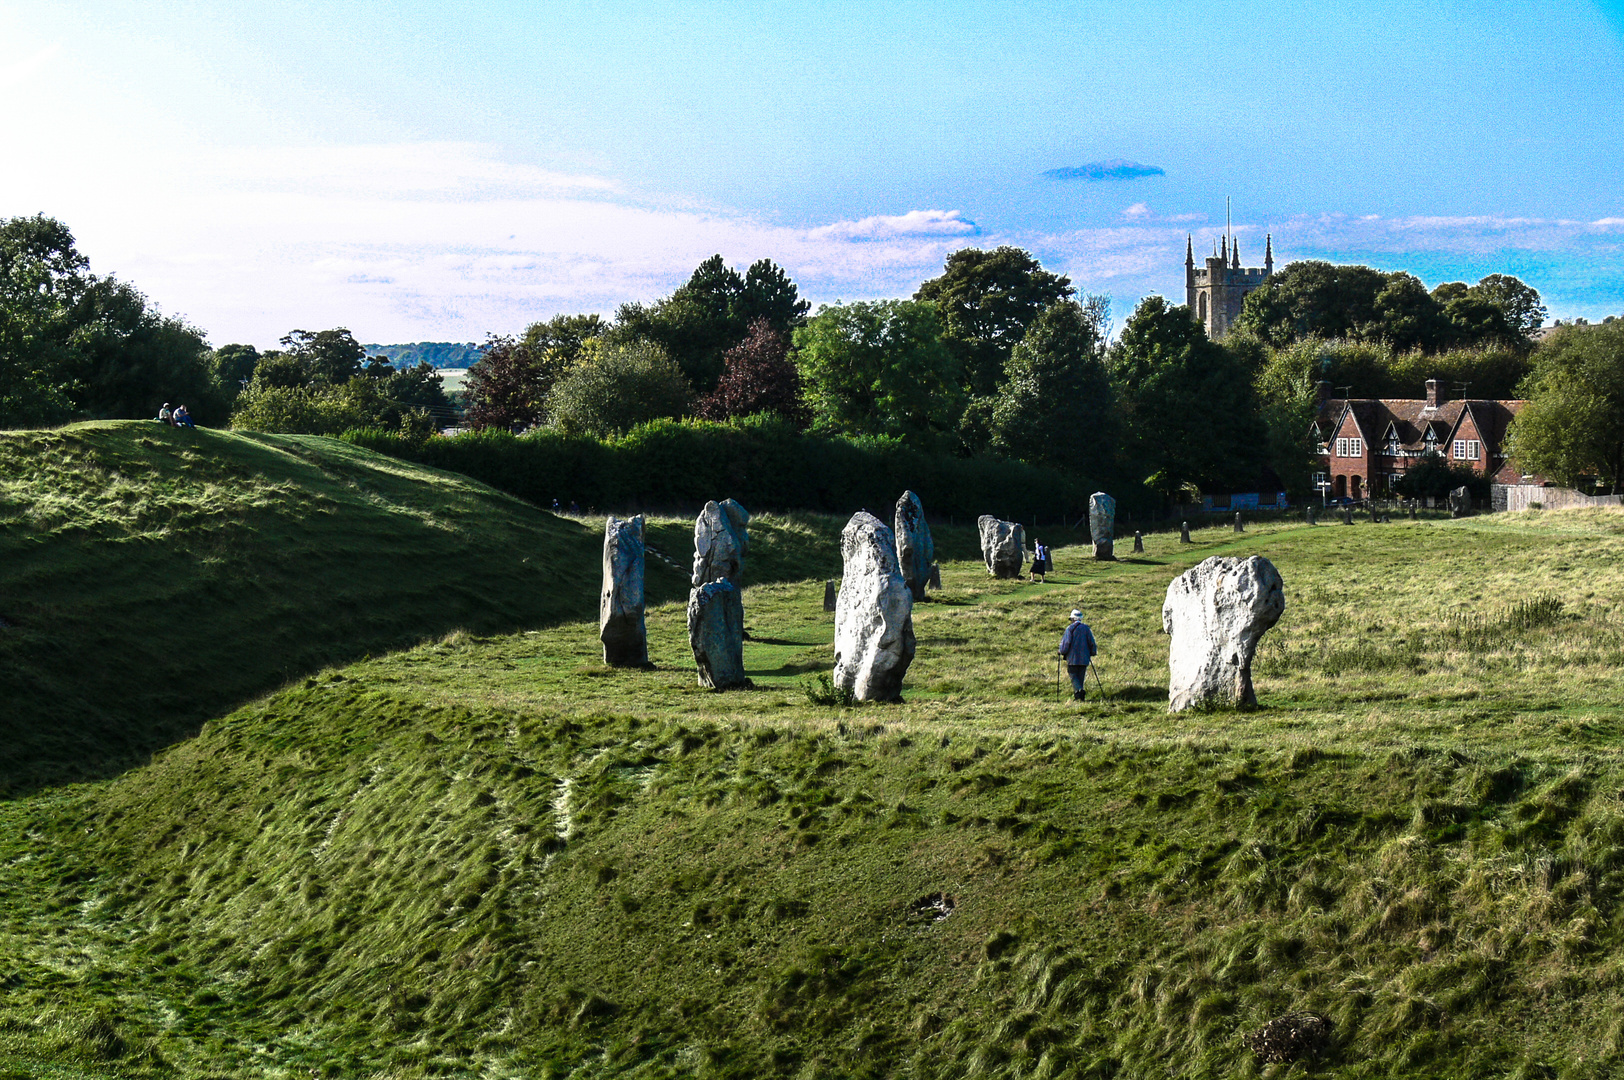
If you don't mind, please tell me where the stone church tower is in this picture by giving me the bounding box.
[1185,231,1273,339]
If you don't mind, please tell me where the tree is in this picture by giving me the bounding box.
[1108,297,1268,499]
[615,256,808,395]
[792,300,964,449]
[211,345,261,392]
[279,328,366,384]
[1234,260,1390,346]
[0,214,223,427]
[1391,453,1488,501]
[1506,322,1624,491]
[1367,272,1448,352]
[914,247,1074,402]
[463,335,545,432]
[520,313,606,367]
[696,318,808,426]
[987,297,1115,475]
[1470,274,1546,336]
[545,340,693,438]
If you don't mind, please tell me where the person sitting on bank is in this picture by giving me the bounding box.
[1057,608,1097,702]
[1031,539,1051,582]
[173,404,195,428]
[156,402,173,425]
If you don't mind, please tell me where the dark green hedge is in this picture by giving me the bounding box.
[343,415,1104,525]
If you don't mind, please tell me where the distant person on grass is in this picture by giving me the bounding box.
[1031,539,1051,582]
[173,405,195,428]
[1057,608,1097,702]
[156,402,173,425]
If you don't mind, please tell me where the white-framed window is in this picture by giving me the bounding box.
[1312,471,1328,486]
[1453,439,1479,460]
[1348,437,1363,457]
[1335,438,1346,457]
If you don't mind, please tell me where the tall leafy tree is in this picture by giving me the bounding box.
[0,214,222,426]
[1108,297,1268,499]
[520,313,606,366]
[913,246,1074,401]
[1236,261,1398,346]
[792,300,963,449]
[280,328,367,385]
[696,318,808,426]
[1470,274,1547,336]
[988,297,1115,475]
[1506,322,1624,491]
[616,256,807,395]
[463,335,545,431]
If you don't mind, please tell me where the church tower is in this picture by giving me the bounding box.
[1185,216,1273,340]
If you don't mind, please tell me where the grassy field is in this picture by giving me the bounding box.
[5,424,1624,1077]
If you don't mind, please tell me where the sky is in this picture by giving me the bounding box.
[2,0,1623,348]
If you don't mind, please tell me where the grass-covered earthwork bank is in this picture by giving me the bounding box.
[6,423,1624,1077]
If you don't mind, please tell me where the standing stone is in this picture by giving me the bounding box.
[1089,492,1117,560]
[1410,506,1418,520]
[927,562,942,591]
[1161,555,1286,711]
[1449,486,1471,518]
[1233,512,1244,533]
[687,580,748,689]
[1370,506,1380,524]
[823,579,837,612]
[833,512,916,702]
[599,515,649,667]
[1343,507,1354,525]
[1306,505,1317,525]
[893,490,935,601]
[691,498,749,588]
[977,515,1026,578]
[1180,521,1192,544]
[1133,530,1144,554]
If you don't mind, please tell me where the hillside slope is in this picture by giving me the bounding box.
[5,511,1624,1077]
[0,422,865,792]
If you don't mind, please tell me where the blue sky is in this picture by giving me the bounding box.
[2,0,1622,346]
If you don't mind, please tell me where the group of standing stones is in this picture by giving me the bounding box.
[598,488,1288,712]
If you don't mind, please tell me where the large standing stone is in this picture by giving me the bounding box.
[691,498,750,588]
[977,516,1026,578]
[833,512,916,701]
[1448,486,1471,518]
[1133,530,1144,554]
[1161,555,1286,711]
[599,514,648,667]
[894,490,935,601]
[823,579,837,612]
[1234,512,1244,533]
[927,563,942,591]
[1089,492,1116,561]
[1306,506,1317,525]
[687,580,748,689]
[1180,521,1191,544]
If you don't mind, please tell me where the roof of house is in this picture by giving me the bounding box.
[1318,396,1525,457]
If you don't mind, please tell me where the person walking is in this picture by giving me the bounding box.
[1057,608,1097,702]
[1031,539,1051,582]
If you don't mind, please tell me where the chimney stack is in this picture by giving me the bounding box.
[1426,378,1442,409]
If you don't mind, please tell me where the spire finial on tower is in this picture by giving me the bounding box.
[1220,233,1227,262]
[1231,235,1241,269]
[1264,232,1275,274]
[1185,234,1194,266]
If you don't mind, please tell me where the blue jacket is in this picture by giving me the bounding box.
[1058,621,1096,666]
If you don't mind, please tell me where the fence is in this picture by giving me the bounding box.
[1492,484,1624,512]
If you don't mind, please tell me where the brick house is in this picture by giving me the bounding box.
[1314,379,1531,501]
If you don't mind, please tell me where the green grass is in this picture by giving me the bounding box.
[7,424,1624,1076]
[0,422,865,792]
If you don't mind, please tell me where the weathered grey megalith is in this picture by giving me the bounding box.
[823,579,837,612]
[833,511,916,701]
[1162,555,1286,711]
[1089,492,1116,561]
[1132,530,1144,554]
[977,515,1025,579]
[1448,485,1471,518]
[687,580,748,689]
[692,498,749,587]
[599,514,649,667]
[894,490,935,601]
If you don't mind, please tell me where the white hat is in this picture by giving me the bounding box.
[1070,609,1083,620]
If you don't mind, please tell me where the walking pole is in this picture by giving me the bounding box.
[1055,658,1063,703]
[1091,662,1108,701]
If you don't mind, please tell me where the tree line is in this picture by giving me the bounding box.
[4,211,1619,499]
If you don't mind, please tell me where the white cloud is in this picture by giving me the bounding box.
[808,209,978,242]
[1123,203,1150,219]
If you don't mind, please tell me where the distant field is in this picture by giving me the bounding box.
[4,426,1624,1078]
